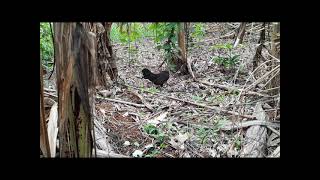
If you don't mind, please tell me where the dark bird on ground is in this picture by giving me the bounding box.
[142,68,169,87]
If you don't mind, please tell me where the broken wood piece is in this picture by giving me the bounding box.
[128,89,154,111]
[222,120,279,130]
[46,102,58,157]
[40,63,51,157]
[96,149,129,158]
[240,102,268,157]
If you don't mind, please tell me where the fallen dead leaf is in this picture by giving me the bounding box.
[169,133,189,150]
[147,112,168,125]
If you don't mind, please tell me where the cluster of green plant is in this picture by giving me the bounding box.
[140,86,160,94]
[150,23,180,67]
[143,124,166,144]
[193,93,226,104]
[196,117,227,144]
[214,94,226,103]
[211,43,240,69]
[110,23,155,44]
[234,136,242,150]
[110,22,185,71]
[143,124,167,157]
[192,94,206,102]
[190,23,205,40]
[40,22,54,70]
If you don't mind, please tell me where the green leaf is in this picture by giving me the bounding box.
[144,124,159,135]
[225,43,233,50]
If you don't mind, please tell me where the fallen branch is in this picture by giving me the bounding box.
[177,120,279,131]
[122,84,255,119]
[222,120,279,131]
[198,80,271,97]
[165,95,255,119]
[240,102,268,157]
[127,89,154,111]
[96,96,146,108]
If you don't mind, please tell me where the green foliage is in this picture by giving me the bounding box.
[229,89,240,95]
[166,60,177,72]
[111,22,180,70]
[128,45,138,54]
[196,127,210,144]
[140,86,160,94]
[145,149,160,158]
[191,23,205,40]
[234,136,242,150]
[110,23,141,44]
[196,117,227,144]
[144,124,159,135]
[40,22,54,70]
[150,23,179,65]
[192,94,205,102]
[211,43,233,50]
[150,23,178,44]
[110,23,155,44]
[211,43,240,69]
[214,94,226,103]
[143,124,167,144]
[206,96,215,102]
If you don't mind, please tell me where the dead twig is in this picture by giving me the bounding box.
[267,126,280,136]
[97,97,146,108]
[44,92,58,98]
[44,88,56,92]
[244,65,280,92]
[127,89,154,111]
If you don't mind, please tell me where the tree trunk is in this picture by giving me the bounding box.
[103,22,118,81]
[95,22,118,88]
[177,23,189,74]
[233,22,247,48]
[266,22,280,95]
[252,22,266,73]
[54,23,94,157]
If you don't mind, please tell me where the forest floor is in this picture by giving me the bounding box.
[44,23,280,158]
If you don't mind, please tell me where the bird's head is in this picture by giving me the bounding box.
[142,68,151,77]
